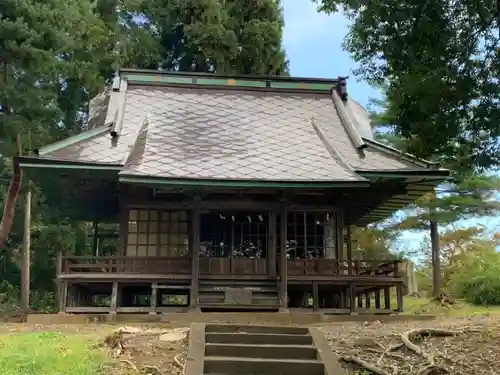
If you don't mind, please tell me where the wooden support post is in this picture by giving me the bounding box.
[396,283,404,312]
[312,282,319,311]
[374,290,381,309]
[357,294,363,308]
[384,287,391,310]
[336,209,344,260]
[110,281,118,314]
[190,203,201,310]
[279,203,288,311]
[346,224,353,261]
[55,250,62,308]
[150,282,158,314]
[92,220,99,256]
[349,283,356,313]
[365,292,371,309]
[268,210,277,277]
[59,281,67,313]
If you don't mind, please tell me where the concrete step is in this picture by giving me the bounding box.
[205,324,309,335]
[205,332,313,346]
[205,343,318,360]
[203,356,324,375]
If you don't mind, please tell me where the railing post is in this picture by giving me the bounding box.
[55,250,63,310]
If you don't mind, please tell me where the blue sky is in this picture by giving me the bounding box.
[281,0,500,251]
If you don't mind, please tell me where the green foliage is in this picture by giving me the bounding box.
[317,0,500,172]
[453,251,500,305]
[141,0,288,74]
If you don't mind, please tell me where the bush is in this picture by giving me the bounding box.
[453,252,500,305]
[0,281,56,313]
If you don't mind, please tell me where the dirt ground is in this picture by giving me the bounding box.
[323,315,500,375]
[0,315,499,375]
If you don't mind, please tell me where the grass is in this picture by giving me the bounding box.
[0,331,105,375]
[403,296,500,316]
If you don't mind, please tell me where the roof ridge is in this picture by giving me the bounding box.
[122,115,151,166]
[331,89,367,150]
[36,125,111,156]
[310,117,366,180]
[362,137,437,168]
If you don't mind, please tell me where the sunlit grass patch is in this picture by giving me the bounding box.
[0,331,105,375]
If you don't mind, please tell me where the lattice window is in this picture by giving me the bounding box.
[126,209,189,257]
[277,211,338,259]
[200,212,268,258]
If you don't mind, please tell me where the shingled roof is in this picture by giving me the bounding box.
[29,69,445,187]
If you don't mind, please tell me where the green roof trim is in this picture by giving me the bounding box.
[18,159,122,171]
[270,81,333,91]
[38,126,111,155]
[119,175,369,188]
[357,170,452,180]
[362,137,437,167]
[121,69,337,92]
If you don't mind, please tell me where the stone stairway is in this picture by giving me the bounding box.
[185,323,344,375]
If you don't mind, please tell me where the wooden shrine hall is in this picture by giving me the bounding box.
[18,69,450,314]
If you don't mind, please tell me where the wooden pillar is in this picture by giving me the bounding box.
[150,282,158,314]
[279,203,288,311]
[58,281,67,313]
[396,283,404,312]
[110,281,118,314]
[384,287,391,310]
[55,249,63,309]
[190,204,201,310]
[118,200,129,256]
[349,283,356,313]
[267,210,277,277]
[312,282,319,311]
[92,220,99,256]
[336,209,344,260]
[21,190,31,311]
[365,292,371,309]
[374,290,381,309]
[357,294,363,308]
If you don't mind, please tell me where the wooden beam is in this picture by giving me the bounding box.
[312,282,319,311]
[150,281,158,314]
[118,199,129,256]
[59,281,67,313]
[268,210,277,277]
[279,202,288,310]
[349,283,356,313]
[190,202,201,310]
[92,220,99,255]
[374,290,381,309]
[396,283,404,312]
[346,225,353,264]
[384,287,391,309]
[110,281,118,314]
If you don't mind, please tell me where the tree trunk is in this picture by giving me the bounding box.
[0,135,23,249]
[430,218,441,297]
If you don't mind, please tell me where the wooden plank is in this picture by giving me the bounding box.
[268,210,277,277]
[150,281,158,314]
[190,203,201,309]
[312,282,319,312]
[384,287,391,310]
[279,202,288,310]
[110,281,118,314]
[59,281,68,313]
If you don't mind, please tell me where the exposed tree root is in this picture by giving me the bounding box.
[342,355,390,375]
[341,328,466,375]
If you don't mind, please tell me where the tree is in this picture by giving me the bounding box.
[317,0,500,172]
[368,91,500,296]
[141,0,288,74]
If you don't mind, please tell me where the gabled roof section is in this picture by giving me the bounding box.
[119,86,365,183]
[21,69,449,184]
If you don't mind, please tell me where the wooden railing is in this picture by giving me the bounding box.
[200,258,267,275]
[61,256,192,275]
[281,259,400,277]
